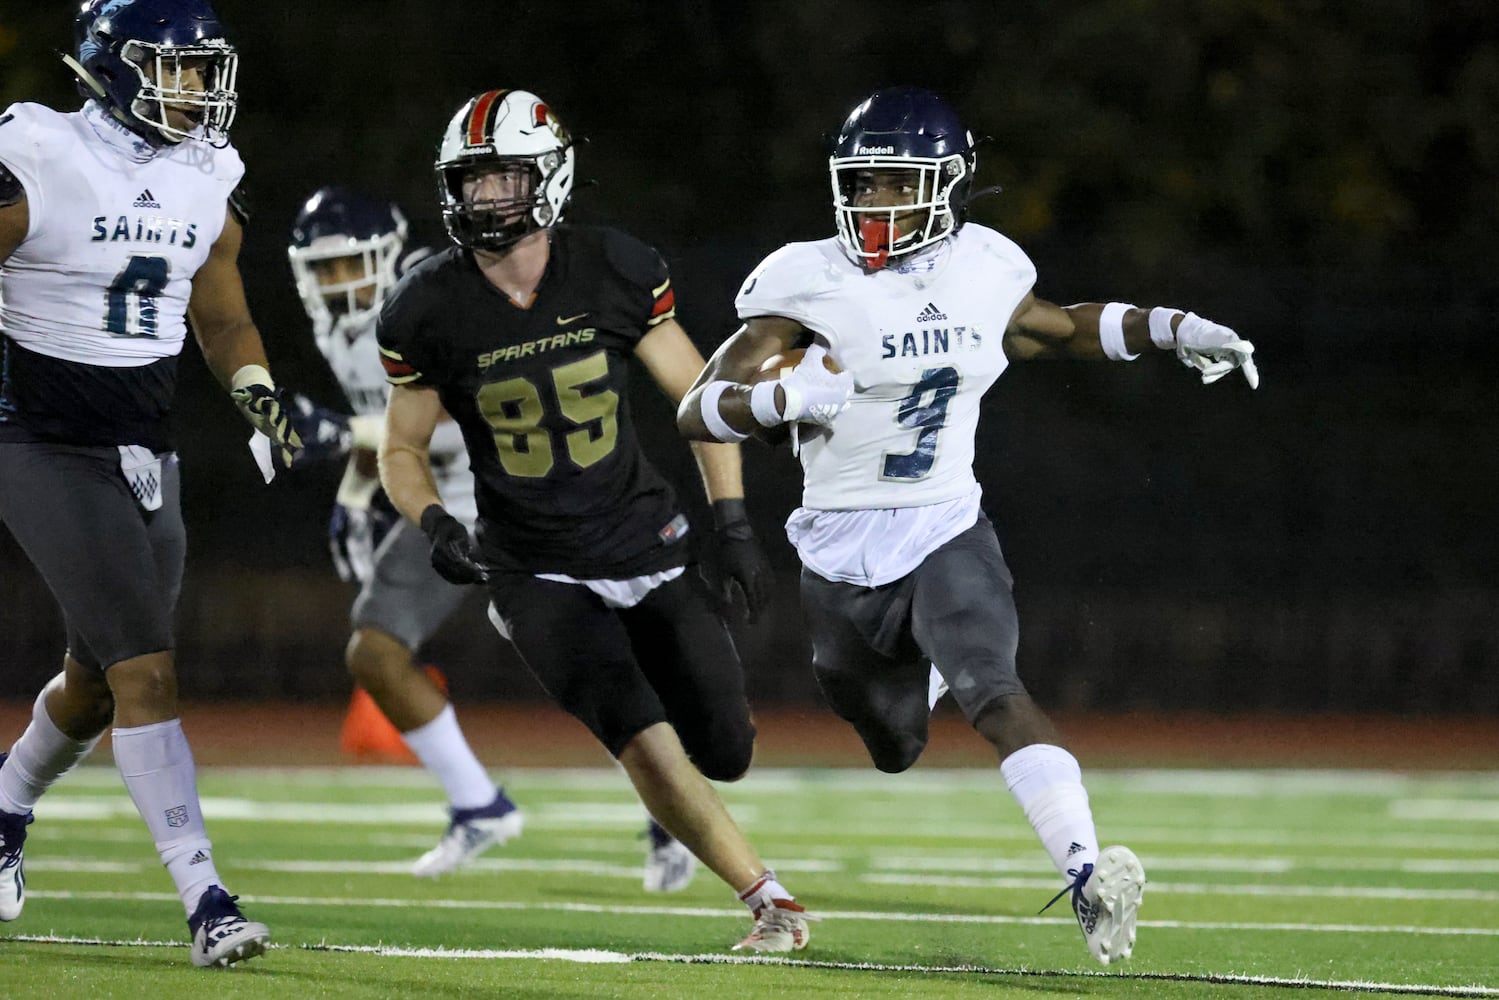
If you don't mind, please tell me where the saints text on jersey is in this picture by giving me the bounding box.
[91,214,199,247]
[880,325,984,359]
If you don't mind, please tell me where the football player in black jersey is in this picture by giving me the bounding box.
[376,90,810,953]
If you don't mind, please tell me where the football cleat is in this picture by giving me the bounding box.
[642,818,696,893]
[188,886,270,967]
[411,790,523,877]
[1044,845,1146,965]
[731,897,816,953]
[0,752,32,922]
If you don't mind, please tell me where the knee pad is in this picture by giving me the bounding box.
[686,722,755,782]
[866,730,927,774]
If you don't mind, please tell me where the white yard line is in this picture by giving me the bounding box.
[23,889,1499,937]
[4,933,1496,996]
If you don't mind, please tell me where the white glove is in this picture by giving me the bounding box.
[777,344,854,426]
[1174,312,1259,389]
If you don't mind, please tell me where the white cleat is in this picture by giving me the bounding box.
[1073,845,1146,966]
[731,898,816,953]
[412,793,523,878]
[0,809,29,922]
[189,886,270,968]
[642,821,696,893]
[0,754,30,923]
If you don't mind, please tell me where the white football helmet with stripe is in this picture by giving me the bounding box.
[434,89,575,251]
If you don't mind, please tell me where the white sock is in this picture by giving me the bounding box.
[737,870,795,915]
[1000,743,1099,879]
[401,704,497,810]
[0,677,105,815]
[112,719,221,916]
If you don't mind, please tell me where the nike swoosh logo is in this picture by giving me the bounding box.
[557,312,589,325]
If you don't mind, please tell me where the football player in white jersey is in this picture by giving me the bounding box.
[0,0,300,968]
[284,185,531,878]
[679,86,1259,966]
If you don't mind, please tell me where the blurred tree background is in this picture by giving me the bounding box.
[2,1,1497,713]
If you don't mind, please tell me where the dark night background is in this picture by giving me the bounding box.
[2,1,1497,715]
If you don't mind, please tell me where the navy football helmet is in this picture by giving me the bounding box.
[288,187,408,329]
[64,0,238,147]
[434,89,575,251]
[829,87,976,270]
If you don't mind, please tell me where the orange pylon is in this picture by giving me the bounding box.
[338,666,449,764]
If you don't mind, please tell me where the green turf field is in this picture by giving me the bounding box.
[3,765,1496,998]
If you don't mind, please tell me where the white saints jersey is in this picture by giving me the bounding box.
[314,310,477,524]
[0,101,239,364]
[736,225,1036,510]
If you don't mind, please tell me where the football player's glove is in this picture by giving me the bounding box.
[230,366,303,468]
[777,344,854,426]
[287,393,354,468]
[705,498,774,624]
[1174,312,1259,389]
[329,492,398,584]
[420,504,487,585]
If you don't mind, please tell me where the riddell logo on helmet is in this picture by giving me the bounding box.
[857,145,896,155]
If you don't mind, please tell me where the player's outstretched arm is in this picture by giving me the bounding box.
[1005,295,1259,389]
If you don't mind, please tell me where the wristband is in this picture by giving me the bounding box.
[749,380,783,426]
[699,381,750,443]
[1098,302,1139,361]
[712,497,749,529]
[1149,307,1184,351]
[231,363,274,391]
[348,414,385,450]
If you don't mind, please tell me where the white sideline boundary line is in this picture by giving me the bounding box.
[24,889,1499,937]
[4,934,1496,996]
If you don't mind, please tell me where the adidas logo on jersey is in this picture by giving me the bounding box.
[915,302,947,322]
[133,188,161,209]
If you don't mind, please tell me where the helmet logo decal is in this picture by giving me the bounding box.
[465,89,508,148]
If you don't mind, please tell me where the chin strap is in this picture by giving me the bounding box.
[59,52,108,101]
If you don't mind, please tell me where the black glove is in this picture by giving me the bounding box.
[706,498,774,623]
[286,393,354,468]
[420,503,487,585]
[231,381,303,469]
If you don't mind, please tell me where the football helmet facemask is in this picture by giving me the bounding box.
[435,89,575,252]
[65,0,239,147]
[830,86,976,271]
[288,187,408,329]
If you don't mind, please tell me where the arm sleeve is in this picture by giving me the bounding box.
[603,229,675,344]
[0,104,46,224]
[733,243,832,337]
[375,282,433,387]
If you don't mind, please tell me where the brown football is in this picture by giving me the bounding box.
[750,347,842,383]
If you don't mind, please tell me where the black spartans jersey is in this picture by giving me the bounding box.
[376,225,687,579]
